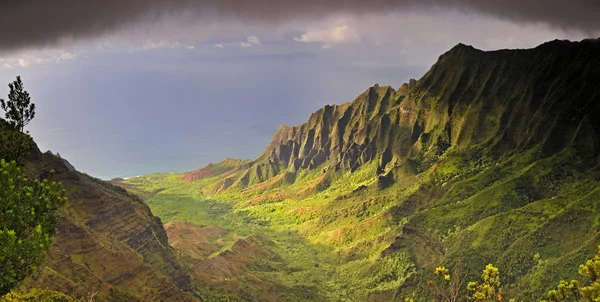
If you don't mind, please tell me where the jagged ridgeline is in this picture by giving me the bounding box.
[204,39,600,193]
[182,38,600,300]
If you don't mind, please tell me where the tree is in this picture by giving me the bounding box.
[0,159,66,295]
[0,76,35,133]
[0,77,35,163]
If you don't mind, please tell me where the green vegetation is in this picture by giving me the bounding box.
[121,158,422,301]
[118,39,600,301]
[0,160,66,295]
[122,172,341,301]
[0,84,196,301]
[0,77,67,297]
[541,246,600,302]
[0,288,75,302]
[0,127,32,165]
[0,76,198,300]
[466,265,501,302]
[425,264,503,302]
[424,246,600,302]
[0,77,35,163]
[0,38,595,302]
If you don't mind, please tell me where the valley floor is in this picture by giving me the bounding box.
[117,173,355,301]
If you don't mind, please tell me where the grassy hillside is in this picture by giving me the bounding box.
[116,38,600,301]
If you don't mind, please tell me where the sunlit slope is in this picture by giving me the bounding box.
[122,38,600,301]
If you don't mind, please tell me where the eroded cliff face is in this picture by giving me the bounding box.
[194,39,600,194]
[264,40,600,172]
[21,147,195,301]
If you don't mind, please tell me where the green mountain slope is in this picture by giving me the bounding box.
[118,38,600,301]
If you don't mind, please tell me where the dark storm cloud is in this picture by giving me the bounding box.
[0,0,598,53]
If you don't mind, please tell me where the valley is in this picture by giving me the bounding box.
[1,0,600,300]
[2,37,600,301]
[112,38,600,301]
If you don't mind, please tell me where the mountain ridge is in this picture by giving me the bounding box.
[187,37,600,196]
[160,37,600,300]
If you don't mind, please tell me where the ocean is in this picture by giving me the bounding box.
[11,50,423,180]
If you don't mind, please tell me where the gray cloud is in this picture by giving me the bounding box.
[0,0,598,54]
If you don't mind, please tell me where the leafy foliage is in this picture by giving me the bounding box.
[0,288,75,302]
[0,160,66,295]
[466,264,502,302]
[0,129,32,164]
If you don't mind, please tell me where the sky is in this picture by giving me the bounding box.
[0,1,598,179]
